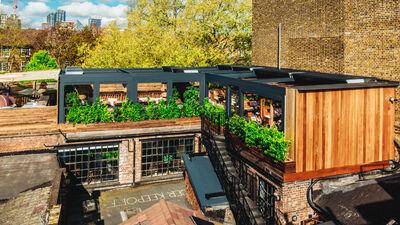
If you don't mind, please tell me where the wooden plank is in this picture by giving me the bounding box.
[284,88,296,161]
[323,91,333,169]
[383,88,395,160]
[305,92,315,171]
[295,91,305,173]
[365,88,377,163]
[355,89,365,165]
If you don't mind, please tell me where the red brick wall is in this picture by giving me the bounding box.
[276,180,316,224]
[119,140,134,185]
[0,134,63,153]
[184,171,200,210]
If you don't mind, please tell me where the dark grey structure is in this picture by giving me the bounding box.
[57,65,398,124]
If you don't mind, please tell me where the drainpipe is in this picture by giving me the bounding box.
[277,23,282,70]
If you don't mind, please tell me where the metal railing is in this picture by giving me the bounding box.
[202,119,260,225]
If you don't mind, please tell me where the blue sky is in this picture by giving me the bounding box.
[0,0,129,29]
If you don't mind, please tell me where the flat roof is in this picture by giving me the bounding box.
[0,153,59,201]
[183,154,229,210]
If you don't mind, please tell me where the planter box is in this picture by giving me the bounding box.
[203,118,224,135]
[226,132,295,175]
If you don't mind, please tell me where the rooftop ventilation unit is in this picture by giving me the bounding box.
[162,66,175,72]
[217,65,232,70]
[65,66,83,75]
[292,73,377,85]
[172,68,199,73]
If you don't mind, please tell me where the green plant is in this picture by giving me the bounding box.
[227,115,289,161]
[201,98,227,126]
[163,154,174,163]
[66,91,112,124]
[182,86,200,117]
[25,50,58,71]
[113,99,145,122]
[65,86,202,124]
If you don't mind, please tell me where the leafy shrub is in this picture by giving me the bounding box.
[66,96,112,124]
[228,115,289,161]
[182,86,201,117]
[113,100,144,122]
[65,86,201,124]
[201,98,227,126]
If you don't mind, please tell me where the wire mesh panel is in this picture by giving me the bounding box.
[141,137,194,178]
[258,179,276,224]
[58,143,119,185]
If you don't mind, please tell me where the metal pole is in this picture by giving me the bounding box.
[226,86,231,117]
[278,23,282,69]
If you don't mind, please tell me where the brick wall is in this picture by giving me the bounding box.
[0,134,63,153]
[276,180,316,224]
[253,0,400,120]
[184,171,201,210]
[119,140,134,185]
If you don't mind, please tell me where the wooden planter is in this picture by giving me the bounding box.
[203,118,224,135]
[226,132,295,175]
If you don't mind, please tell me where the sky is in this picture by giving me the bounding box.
[0,0,129,29]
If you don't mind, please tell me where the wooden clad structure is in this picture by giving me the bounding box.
[284,87,396,181]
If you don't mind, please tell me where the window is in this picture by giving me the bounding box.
[20,48,31,57]
[58,143,119,185]
[20,61,26,71]
[1,47,10,58]
[141,137,195,178]
[0,62,9,72]
[258,179,276,223]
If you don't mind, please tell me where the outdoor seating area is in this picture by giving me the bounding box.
[0,80,56,109]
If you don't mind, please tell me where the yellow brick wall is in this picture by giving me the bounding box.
[252,0,400,120]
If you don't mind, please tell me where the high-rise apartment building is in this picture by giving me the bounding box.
[88,17,101,29]
[47,10,66,28]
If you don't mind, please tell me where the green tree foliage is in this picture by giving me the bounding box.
[81,0,251,68]
[25,50,58,71]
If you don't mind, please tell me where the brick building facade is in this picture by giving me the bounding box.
[252,0,400,133]
[253,0,399,83]
[252,1,399,223]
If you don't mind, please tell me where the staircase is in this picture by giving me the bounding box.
[204,128,267,225]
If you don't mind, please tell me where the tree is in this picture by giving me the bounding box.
[25,50,58,71]
[81,0,251,68]
[42,24,100,68]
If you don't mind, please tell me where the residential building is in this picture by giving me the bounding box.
[0,13,7,28]
[0,14,21,29]
[47,9,66,28]
[88,17,101,29]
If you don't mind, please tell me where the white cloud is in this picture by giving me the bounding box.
[59,2,128,18]
[17,2,51,29]
[20,2,51,17]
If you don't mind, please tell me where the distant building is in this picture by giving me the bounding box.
[0,14,7,28]
[0,14,21,29]
[88,17,101,29]
[0,29,42,72]
[41,22,50,30]
[47,9,66,28]
[75,20,84,30]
